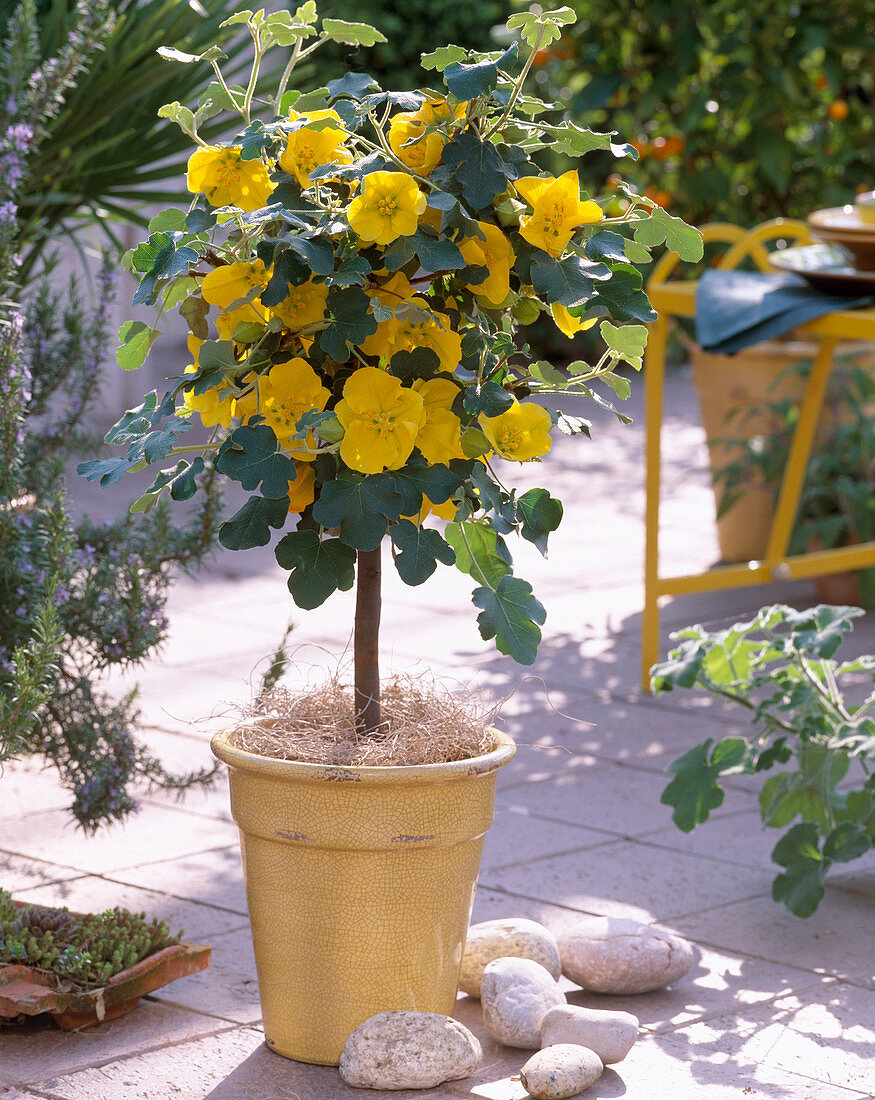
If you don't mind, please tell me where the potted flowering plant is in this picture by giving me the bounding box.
[80,3,701,1065]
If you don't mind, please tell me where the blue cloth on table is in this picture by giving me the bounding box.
[694,268,873,355]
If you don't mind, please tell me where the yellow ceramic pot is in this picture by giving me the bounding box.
[210,727,515,1065]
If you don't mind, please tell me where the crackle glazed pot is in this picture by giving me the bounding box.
[210,727,515,1065]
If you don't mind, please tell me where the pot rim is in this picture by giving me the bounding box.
[210,725,516,785]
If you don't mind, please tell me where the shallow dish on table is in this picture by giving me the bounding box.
[769,243,875,296]
[808,206,875,270]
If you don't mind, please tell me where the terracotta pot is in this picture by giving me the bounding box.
[691,338,875,563]
[211,728,516,1066]
[0,904,210,1031]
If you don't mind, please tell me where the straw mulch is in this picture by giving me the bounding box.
[231,675,495,766]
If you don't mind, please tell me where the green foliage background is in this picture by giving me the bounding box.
[319,0,510,89]
[535,0,875,226]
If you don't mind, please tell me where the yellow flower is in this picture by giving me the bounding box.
[287,462,317,513]
[412,377,462,464]
[272,279,329,332]
[258,358,331,460]
[459,221,516,306]
[358,272,417,357]
[186,145,274,212]
[347,171,427,246]
[378,299,462,372]
[335,366,426,474]
[551,302,597,339]
[389,117,446,177]
[279,110,352,189]
[515,170,603,257]
[479,400,553,461]
[413,96,468,127]
[180,340,236,429]
[201,261,270,341]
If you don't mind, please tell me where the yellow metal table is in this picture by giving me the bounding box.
[642,220,875,689]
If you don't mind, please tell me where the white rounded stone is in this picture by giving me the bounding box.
[557,917,694,995]
[460,918,561,997]
[480,957,566,1049]
[339,1010,481,1090]
[540,1004,638,1064]
[520,1044,604,1099]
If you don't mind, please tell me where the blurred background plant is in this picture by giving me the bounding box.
[528,0,875,226]
[1,0,265,278]
[0,0,232,831]
[319,0,509,90]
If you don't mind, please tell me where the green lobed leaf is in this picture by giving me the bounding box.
[772,857,827,917]
[659,738,754,831]
[388,347,441,383]
[219,495,289,551]
[440,132,521,210]
[421,44,468,72]
[317,287,378,361]
[507,7,576,47]
[443,42,518,100]
[530,254,609,307]
[131,232,198,307]
[117,321,158,372]
[215,424,297,498]
[321,19,387,46]
[822,822,872,863]
[390,520,456,586]
[600,321,648,371]
[390,459,467,515]
[586,265,657,324]
[275,530,357,609]
[445,521,512,588]
[311,475,402,551]
[180,294,209,340]
[633,206,704,262]
[515,488,563,555]
[472,574,546,665]
[463,381,514,417]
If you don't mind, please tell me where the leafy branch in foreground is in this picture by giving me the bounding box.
[652,604,875,917]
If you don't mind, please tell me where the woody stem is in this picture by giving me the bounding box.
[354,547,382,736]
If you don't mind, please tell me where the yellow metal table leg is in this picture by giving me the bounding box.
[764,337,838,567]
[642,314,669,691]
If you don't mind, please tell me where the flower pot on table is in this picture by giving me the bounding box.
[211,727,515,1066]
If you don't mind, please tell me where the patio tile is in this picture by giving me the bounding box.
[0,802,239,875]
[639,808,780,872]
[31,1022,473,1100]
[0,852,83,894]
[497,761,756,838]
[674,886,875,982]
[146,925,261,1025]
[695,982,875,1094]
[0,758,72,822]
[1,1002,236,1089]
[13,875,246,940]
[109,847,248,918]
[479,839,774,924]
[480,807,616,873]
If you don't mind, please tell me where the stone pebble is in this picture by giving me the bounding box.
[459,918,562,997]
[540,1003,638,1064]
[339,1010,481,1090]
[480,956,566,1049]
[520,1044,604,1099]
[557,916,694,995]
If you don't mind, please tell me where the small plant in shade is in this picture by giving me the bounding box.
[652,603,875,917]
[712,363,875,607]
[0,889,182,989]
[83,3,701,744]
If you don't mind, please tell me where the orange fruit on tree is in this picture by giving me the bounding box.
[828,99,849,121]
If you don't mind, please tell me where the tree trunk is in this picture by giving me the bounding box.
[354,546,381,735]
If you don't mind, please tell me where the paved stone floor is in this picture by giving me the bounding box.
[2,370,873,1099]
